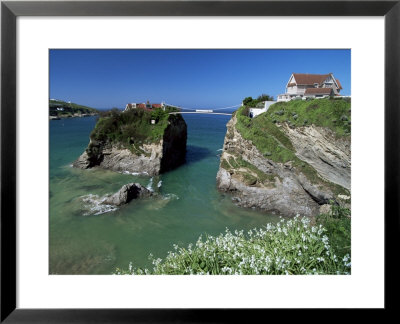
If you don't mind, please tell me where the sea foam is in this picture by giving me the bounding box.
[81,194,118,216]
[146,177,154,192]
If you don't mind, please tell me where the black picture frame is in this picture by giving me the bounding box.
[1,0,399,322]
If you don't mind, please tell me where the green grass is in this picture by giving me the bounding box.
[236,107,295,163]
[114,215,351,275]
[266,98,351,136]
[316,200,351,259]
[89,107,182,152]
[233,99,351,196]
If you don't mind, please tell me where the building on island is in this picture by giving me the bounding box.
[249,100,277,118]
[125,103,137,110]
[277,73,343,102]
[125,101,165,112]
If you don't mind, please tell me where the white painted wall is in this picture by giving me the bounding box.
[249,101,277,117]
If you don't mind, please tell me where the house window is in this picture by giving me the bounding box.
[314,83,319,88]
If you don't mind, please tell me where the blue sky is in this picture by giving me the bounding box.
[50,49,351,109]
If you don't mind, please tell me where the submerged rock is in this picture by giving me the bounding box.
[103,183,153,206]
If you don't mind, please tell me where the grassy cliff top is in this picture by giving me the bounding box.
[265,98,351,136]
[89,107,182,147]
[236,98,351,159]
[234,98,351,195]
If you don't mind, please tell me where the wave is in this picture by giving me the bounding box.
[162,193,179,201]
[157,180,162,188]
[80,194,118,216]
[146,177,154,192]
[120,171,148,176]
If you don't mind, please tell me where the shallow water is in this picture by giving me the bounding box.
[49,114,279,274]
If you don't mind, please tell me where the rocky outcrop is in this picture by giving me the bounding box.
[216,115,350,217]
[281,124,350,190]
[73,115,187,176]
[103,183,152,206]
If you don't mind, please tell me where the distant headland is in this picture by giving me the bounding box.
[49,99,98,120]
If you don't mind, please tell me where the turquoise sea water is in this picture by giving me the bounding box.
[49,114,279,274]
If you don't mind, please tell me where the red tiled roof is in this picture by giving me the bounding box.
[293,73,330,85]
[336,78,343,89]
[126,102,162,109]
[304,88,333,95]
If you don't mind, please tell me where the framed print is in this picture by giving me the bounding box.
[1,0,399,321]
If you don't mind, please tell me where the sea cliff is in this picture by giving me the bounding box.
[73,108,187,176]
[216,98,351,217]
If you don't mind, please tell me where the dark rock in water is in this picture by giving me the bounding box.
[103,183,153,206]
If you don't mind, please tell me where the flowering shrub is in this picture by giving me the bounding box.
[114,216,351,275]
[317,199,351,259]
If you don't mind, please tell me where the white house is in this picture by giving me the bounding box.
[249,100,276,118]
[277,73,343,102]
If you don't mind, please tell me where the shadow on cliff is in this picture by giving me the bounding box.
[184,145,215,165]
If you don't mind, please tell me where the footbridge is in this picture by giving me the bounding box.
[164,103,240,116]
[169,111,232,116]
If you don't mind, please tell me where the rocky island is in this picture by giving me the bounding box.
[217,98,351,217]
[73,107,187,176]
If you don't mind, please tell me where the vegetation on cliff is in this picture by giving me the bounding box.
[316,197,351,259]
[267,97,351,136]
[115,205,351,275]
[49,99,98,117]
[220,156,278,187]
[234,98,351,196]
[73,105,186,174]
[242,93,274,107]
[89,107,181,152]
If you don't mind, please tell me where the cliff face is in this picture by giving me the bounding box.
[217,100,351,217]
[281,124,350,190]
[73,113,187,176]
[159,115,188,173]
